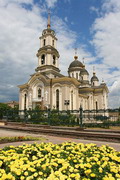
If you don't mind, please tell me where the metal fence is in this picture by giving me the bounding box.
[0,107,120,127]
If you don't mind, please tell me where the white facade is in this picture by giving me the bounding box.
[18,15,109,111]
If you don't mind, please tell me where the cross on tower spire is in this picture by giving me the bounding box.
[82,57,85,64]
[75,48,77,55]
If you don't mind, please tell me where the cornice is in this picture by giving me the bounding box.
[36,46,60,57]
[35,65,60,73]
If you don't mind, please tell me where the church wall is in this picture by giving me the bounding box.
[93,91,108,110]
[83,74,88,81]
[70,71,80,80]
[88,94,92,110]
[18,14,109,113]
[52,84,62,110]
[46,36,49,46]
[19,91,22,110]
[43,86,49,108]
[55,57,58,68]
[62,86,66,110]
[19,89,28,110]
[92,80,99,86]
[103,90,108,109]
[46,54,51,65]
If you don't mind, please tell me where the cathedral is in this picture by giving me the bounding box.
[18,14,109,111]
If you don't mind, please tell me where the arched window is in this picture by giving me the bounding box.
[96,101,98,111]
[93,82,95,86]
[56,89,59,110]
[41,54,45,64]
[52,40,54,46]
[71,91,73,110]
[38,88,42,98]
[53,55,56,65]
[43,39,46,46]
[24,94,27,110]
[76,73,78,79]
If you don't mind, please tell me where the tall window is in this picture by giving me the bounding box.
[76,73,78,79]
[96,101,98,111]
[24,94,27,110]
[72,73,74,77]
[41,54,45,64]
[38,88,42,98]
[43,39,46,46]
[53,55,56,65]
[71,91,73,110]
[56,89,59,110]
[52,40,54,46]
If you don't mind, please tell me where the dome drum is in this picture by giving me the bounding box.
[68,66,83,72]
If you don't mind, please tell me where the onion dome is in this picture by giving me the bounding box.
[80,65,89,75]
[68,56,84,72]
[91,72,99,82]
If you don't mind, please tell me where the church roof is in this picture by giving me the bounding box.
[68,56,84,72]
[80,67,89,75]
[91,73,99,82]
[69,60,84,69]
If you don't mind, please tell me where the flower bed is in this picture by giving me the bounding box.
[0,142,120,180]
[0,136,45,144]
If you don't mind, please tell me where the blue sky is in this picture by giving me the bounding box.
[0,0,120,108]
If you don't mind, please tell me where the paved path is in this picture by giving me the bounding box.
[0,129,120,151]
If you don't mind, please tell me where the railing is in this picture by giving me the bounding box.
[0,108,120,127]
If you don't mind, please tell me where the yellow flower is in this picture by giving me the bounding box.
[24,171,29,176]
[90,173,96,177]
[70,173,76,178]
[32,172,37,178]
[99,167,103,173]
[85,169,91,175]
[39,171,43,176]
[20,176,25,180]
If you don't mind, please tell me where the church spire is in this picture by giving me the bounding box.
[47,10,51,29]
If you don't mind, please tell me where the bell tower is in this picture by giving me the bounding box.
[35,12,60,76]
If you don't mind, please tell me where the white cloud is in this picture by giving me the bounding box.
[91,0,120,108]
[45,0,58,8]
[90,6,99,15]
[0,0,33,6]
[64,16,68,22]
[0,1,46,102]
[51,16,95,75]
[0,0,93,102]
[102,0,120,12]
[108,80,120,108]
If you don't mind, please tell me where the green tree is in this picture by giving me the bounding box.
[0,103,11,119]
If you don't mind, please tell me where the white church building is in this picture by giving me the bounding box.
[18,14,109,111]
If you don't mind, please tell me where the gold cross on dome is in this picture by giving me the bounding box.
[75,48,77,55]
[82,57,85,64]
